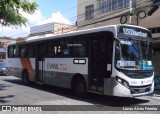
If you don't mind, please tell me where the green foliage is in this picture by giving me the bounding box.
[0,0,38,26]
[16,37,25,41]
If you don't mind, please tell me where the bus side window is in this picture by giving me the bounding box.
[28,45,35,58]
[8,46,15,58]
[54,46,57,56]
[21,45,28,57]
[14,45,21,57]
[54,40,61,56]
[47,42,54,57]
[60,39,71,56]
[72,39,87,57]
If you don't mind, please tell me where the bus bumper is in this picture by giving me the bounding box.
[132,81,154,97]
[112,81,154,97]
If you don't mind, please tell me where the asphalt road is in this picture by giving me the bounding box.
[0,75,160,114]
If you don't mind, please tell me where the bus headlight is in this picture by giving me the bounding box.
[116,76,129,88]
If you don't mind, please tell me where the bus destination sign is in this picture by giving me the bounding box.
[119,26,151,38]
[123,28,147,37]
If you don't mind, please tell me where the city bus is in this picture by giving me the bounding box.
[6,24,154,97]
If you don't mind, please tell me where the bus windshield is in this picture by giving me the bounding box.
[115,38,153,70]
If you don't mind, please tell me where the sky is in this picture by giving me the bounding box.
[0,0,77,39]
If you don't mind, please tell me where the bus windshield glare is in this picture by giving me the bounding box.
[115,38,153,70]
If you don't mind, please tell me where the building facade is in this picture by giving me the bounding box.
[0,37,15,61]
[0,48,6,61]
[30,22,77,36]
[77,0,160,40]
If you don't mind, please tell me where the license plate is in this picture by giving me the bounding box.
[139,89,145,93]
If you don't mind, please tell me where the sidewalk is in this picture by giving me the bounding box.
[153,90,160,97]
[146,90,160,102]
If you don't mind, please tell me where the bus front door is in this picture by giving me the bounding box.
[36,44,46,83]
[89,37,107,93]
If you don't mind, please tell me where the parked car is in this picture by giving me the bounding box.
[0,62,7,75]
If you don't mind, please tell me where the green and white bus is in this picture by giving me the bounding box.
[7,24,154,97]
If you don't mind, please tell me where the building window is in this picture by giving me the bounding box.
[149,27,160,34]
[152,28,157,33]
[118,0,123,9]
[157,27,160,33]
[85,5,94,20]
[2,54,6,59]
[112,0,118,10]
[97,0,130,13]
[148,27,160,34]
[124,0,130,8]
[98,0,112,13]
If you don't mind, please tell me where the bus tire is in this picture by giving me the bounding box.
[22,70,29,84]
[73,77,87,98]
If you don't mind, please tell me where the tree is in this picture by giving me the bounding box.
[16,37,25,41]
[0,0,37,26]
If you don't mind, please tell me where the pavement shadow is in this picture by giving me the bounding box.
[0,83,14,104]
[4,78,149,106]
[84,94,149,106]
[0,95,14,104]
[3,78,26,86]
[0,74,10,76]
[0,84,12,91]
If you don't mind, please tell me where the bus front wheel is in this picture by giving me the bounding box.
[73,78,87,97]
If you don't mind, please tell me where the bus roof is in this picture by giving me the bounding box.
[8,24,150,45]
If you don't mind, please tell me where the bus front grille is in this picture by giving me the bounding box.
[130,84,152,94]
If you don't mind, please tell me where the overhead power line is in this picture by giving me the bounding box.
[9,0,157,38]
[78,0,156,28]
[7,0,93,38]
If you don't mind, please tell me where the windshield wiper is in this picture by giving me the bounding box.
[146,37,150,59]
[128,37,140,53]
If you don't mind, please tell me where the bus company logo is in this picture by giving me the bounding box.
[141,81,143,85]
[59,64,67,70]
[47,63,67,70]
[123,28,147,37]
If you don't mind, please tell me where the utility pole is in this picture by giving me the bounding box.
[129,0,139,26]
[129,0,133,24]
[136,13,139,26]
